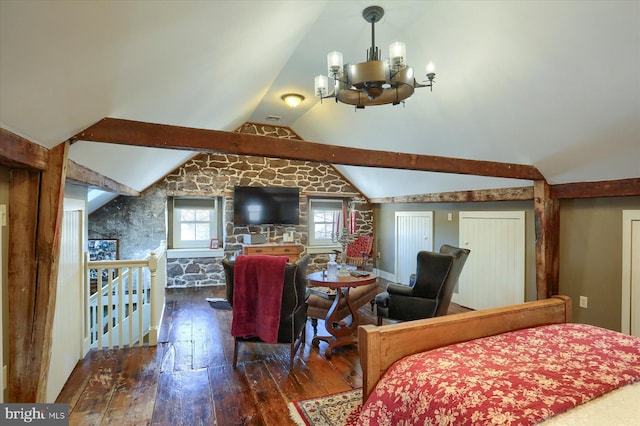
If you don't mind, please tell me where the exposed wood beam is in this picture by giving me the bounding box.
[33,142,68,401]
[8,169,40,401]
[73,118,545,181]
[534,180,560,300]
[369,186,534,204]
[370,178,640,203]
[8,142,68,402]
[0,127,49,170]
[551,178,640,199]
[301,191,361,198]
[67,159,140,196]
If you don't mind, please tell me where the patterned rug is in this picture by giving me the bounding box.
[288,388,362,426]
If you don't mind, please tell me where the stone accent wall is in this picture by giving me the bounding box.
[166,257,224,287]
[89,122,374,287]
[88,185,166,261]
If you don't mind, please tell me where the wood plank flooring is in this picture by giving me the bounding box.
[57,283,470,425]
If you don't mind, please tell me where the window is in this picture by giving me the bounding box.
[308,198,343,245]
[170,197,221,249]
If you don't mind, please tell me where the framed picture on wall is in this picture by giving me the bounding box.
[88,239,119,261]
[210,238,220,249]
[88,239,119,289]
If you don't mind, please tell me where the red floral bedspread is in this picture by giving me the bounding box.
[358,323,640,425]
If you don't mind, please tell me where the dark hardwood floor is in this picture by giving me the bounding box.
[57,281,470,425]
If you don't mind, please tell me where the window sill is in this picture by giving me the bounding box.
[306,244,341,255]
[167,248,225,259]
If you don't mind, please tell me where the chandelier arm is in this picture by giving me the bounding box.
[413,80,434,89]
[320,91,337,100]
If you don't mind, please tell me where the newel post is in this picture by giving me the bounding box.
[148,249,159,346]
[147,240,167,346]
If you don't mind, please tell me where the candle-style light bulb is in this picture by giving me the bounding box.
[426,61,436,74]
[389,41,406,67]
[314,75,328,97]
[327,51,343,77]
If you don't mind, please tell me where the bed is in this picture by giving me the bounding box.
[358,296,640,424]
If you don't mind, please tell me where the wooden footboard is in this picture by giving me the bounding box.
[358,295,572,402]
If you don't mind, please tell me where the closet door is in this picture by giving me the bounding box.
[0,205,5,403]
[622,210,640,337]
[395,211,433,285]
[455,211,525,310]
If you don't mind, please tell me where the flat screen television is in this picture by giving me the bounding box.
[233,186,300,225]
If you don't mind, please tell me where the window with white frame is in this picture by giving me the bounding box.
[170,197,221,248]
[308,198,343,246]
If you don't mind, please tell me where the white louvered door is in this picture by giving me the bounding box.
[395,211,433,285]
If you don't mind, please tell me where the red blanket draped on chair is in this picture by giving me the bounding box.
[230,255,288,344]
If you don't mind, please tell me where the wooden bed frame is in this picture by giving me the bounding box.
[358,295,572,402]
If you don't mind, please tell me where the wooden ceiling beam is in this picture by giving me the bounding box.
[1,128,49,170]
[66,160,140,196]
[370,186,534,203]
[73,118,545,181]
[551,178,640,199]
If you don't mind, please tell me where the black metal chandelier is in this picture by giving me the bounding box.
[314,5,436,109]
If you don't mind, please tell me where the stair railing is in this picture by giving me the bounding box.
[85,241,166,349]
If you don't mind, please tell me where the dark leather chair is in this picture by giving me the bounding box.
[222,254,310,369]
[375,245,470,325]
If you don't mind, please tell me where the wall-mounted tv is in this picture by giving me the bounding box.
[233,186,300,225]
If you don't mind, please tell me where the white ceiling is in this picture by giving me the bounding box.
[1,1,639,202]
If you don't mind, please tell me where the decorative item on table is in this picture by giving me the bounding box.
[327,253,338,279]
[282,231,295,242]
[331,205,355,276]
[349,199,357,234]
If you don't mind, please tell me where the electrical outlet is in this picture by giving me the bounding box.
[579,296,588,309]
[377,251,381,259]
[447,212,453,221]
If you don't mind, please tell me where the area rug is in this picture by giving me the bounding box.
[288,388,362,426]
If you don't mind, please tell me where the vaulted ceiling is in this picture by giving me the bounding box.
[1,1,639,203]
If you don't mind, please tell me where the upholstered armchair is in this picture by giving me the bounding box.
[375,245,470,325]
[334,235,374,268]
[222,254,310,369]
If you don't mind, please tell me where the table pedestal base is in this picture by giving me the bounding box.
[311,287,359,358]
[312,333,358,358]
[307,269,378,359]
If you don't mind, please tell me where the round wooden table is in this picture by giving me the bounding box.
[307,270,377,357]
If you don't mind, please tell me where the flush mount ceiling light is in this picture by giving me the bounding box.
[281,93,305,108]
[314,5,436,109]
